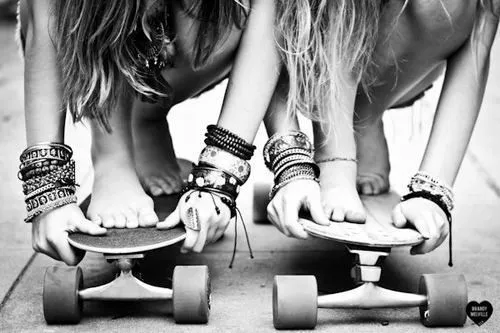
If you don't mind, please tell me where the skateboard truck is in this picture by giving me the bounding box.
[273,246,468,329]
[318,246,427,309]
[78,253,172,302]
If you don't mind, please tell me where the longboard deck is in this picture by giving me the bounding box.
[69,194,186,254]
[300,192,424,248]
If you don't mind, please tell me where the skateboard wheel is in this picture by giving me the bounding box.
[418,274,467,327]
[253,182,271,224]
[273,275,318,329]
[172,265,211,324]
[43,266,83,324]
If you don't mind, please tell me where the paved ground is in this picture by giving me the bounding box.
[1,16,500,333]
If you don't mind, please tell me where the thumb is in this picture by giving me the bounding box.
[73,216,107,235]
[391,203,407,228]
[307,195,330,226]
[157,206,181,229]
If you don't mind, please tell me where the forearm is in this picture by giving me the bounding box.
[217,0,281,143]
[264,74,300,135]
[420,8,498,185]
[23,0,65,145]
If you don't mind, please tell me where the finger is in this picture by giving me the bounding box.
[307,197,330,226]
[411,217,431,239]
[426,213,440,240]
[330,207,345,222]
[47,231,83,266]
[267,203,286,235]
[73,217,107,235]
[193,208,210,252]
[157,206,180,229]
[181,229,199,253]
[212,225,227,244]
[35,239,62,261]
[391,204,407,228]
[138,207,158,227]
[283,201,307,239]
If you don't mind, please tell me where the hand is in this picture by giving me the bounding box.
[157,190,231,253]
[267,180,330,239]
[391,197,449,255]
[31,203,107,265]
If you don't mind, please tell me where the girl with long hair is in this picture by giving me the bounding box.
[264,0,499,256]
[19,0,281,264]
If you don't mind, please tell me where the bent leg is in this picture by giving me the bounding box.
[87,94,158,228]
[132,99,183,196]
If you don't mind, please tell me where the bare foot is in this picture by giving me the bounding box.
[319,162,366,223]
[355,119,390,195]
[133,117,184,196]
[87,165,158,228]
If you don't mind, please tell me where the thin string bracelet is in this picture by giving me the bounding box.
[315,157,358,164]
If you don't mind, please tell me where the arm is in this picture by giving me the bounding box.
[159,0,282,251]
[216,0,281,142]
[393,5,499,255]
[23,0,64,143]
[420,7,498,184]
[22,0,105,265]
[263,75,330,239]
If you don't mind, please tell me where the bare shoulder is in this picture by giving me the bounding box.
[393,0,478,45]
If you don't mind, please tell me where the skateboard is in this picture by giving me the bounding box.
[43,160,211,325]
[252,184,468,329]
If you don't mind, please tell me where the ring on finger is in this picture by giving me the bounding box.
[184,207,201,231]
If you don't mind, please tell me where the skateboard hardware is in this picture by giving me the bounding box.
[317,247,427,310]
[256,187,469,329]
[78,254,173,302]
[42,188,211,325]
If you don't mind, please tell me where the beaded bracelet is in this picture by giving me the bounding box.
[205,125,256,160]
[187,165,240,201]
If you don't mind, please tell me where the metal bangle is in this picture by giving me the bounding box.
[198,145,251,184]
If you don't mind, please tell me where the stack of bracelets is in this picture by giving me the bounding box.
[263,131,319,199]
[19,143,77,223]
[184,125,255,267]
[184,125,255,220]
[401,171,455,266]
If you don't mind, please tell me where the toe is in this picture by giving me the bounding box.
[114,214,127,228]
[157,177,173,195]
[101,214,116,228]
[361,182,374,195]
[138,207,158,227]
[345,210,366,224]
[124,209,139,228]
[146,177,164,196]
[331,208,345,222]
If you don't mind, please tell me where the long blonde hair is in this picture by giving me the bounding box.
[276,0,385,130]
[54,0,246,131]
